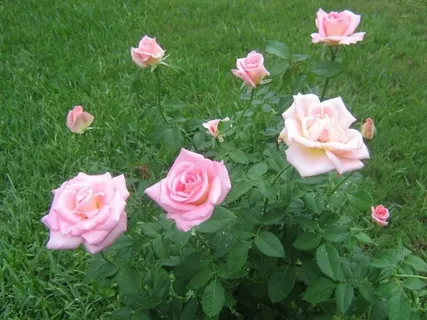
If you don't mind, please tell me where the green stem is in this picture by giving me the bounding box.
[394,274,427,281]
[327,171,355,196]
[237,88,256,123]
[320,47,337,101]
[180,128,199,152]
[263,164,292,215]
[154,68,169,125]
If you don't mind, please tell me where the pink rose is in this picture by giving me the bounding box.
[145,149,231,232]
[371,205,390,226]
[131,35,165,69]
[311,9,365,46]
[203,117,230,139]
[361,118,375,140]
[41,173,130,254]
[279,93,369,177]
[66,106,94,134]
[232,51,270,87]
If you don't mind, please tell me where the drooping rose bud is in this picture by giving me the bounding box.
[232,51,270,88]
[203,117,231,140]
[131,35,165,69]
[371,205,390,227]
[361,118,375,140]
[66,106,94,134]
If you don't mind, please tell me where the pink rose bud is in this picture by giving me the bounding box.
[66,106,94,134]
[203,117,231,139]
[145,149,231,232]
[371,205,390,226]
[41,173,130,254]
[131,35,165,69]
[280,93,369,177]
[361,118,375,140]
[232,51,270,88]
[311,9,365,46]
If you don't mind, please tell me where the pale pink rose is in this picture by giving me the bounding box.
[361,118,375,140]
[203,117,230,138]
[232,51,270,87]
[280,93,369,177]
[66,106,94,134]
[145,149,231,232]
[371,205,390,226]
[311,9,365,46]
[131,35,165,69]
[41,173,130,254]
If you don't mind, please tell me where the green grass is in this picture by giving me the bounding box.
[1,0,426,318]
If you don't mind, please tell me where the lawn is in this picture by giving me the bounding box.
[1,0,426,318]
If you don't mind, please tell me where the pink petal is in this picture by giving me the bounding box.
[169,149,205,174]
[41,211,59,230]
[46,230,83,250]
[84,212,127,254]
[81,229,110,245]
[325,150,364,174]
[217,162,231,203]
[232,69,256,88]
[341,10,361,36]
[321,97,356,128]
[112,174,130,200]
[285,144,335,177]
[208,176,222,204]
[339,32,365,45]
[167,203,215,232]
[315,8,328,37]
[131,47,149,68]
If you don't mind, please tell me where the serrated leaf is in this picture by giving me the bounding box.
[268,265,296,302]
[202,280,225,317]
[226,179,257,203]
[347,190,373,210]
[311,61,343,78]
[355,232,377,245]
[247,162,268,180]
[187,268,213,291]
[164,127,183,149]
[371,300,388,320]
[293,232,322,251]
[255,231,285,258]
[227,240,250,272]
[303,277,336,303]
[229,150,249,164]
[335,283,354,314]
[404,255,427,272]
[265,41,290,60]
[402,278,426,290]
[357,282,376,303]
[323,225,350,243]
[303,192,322,214]
[387,288,411,320]
[116,265,141,296]
[180,298,199,320]
[196,207,235,233]
[268,60,290,77]
[316,243,344,281]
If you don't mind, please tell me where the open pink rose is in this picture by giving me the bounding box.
[131,35,165,69]
[371,205,390,226]
[41,173,130,254]
[361,118,375,140]
[203,117,230,139]
[66,106,94,134]
[232,51,270,87]
[311,9,365,46]
[145,149,231,232]
[279,93,369,177]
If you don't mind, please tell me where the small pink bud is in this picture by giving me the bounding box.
[66,106,94,134]
[361,118,375,140]
[202,117,230,139]
[371,205,390,226]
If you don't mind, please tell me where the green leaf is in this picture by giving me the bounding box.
[355,232,377,245]
[180,298,199,320]
[164,99,186,109]
[303,192,322,214]
[227,240,250,273]
[268,266,297,302]
[229,150,249,164]
[357,282,376,304]
[268,60,290,77]
[226,179,257,203]
[187,268,214,291]
[311,61,343,78]
[116,265,141,296]
[347,190,373,210]
[402,278,426,290]
[265,41,290,60]
[335,283,354,314]
[303,277,336,303]
[292,74,307,94]
[196,207,235,233]
[316,243,344,281]
[247,162,268,180]
[291,54,310,62]
[255,231,285,258]
[323,226,350,243]
[371,300,388,320]
[163,127,183,149]
[387,288,412,320]
[293,232,322,251]
[202,280,225,317]
[404,255,427,272]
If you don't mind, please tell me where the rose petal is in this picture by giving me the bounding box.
[46,230,83,250]
[325,150,365,174]
[285,144,335,177]
[112,174,130,200]
[321,97,356,128]
[167,202,215,232]
[341,10,361,36]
